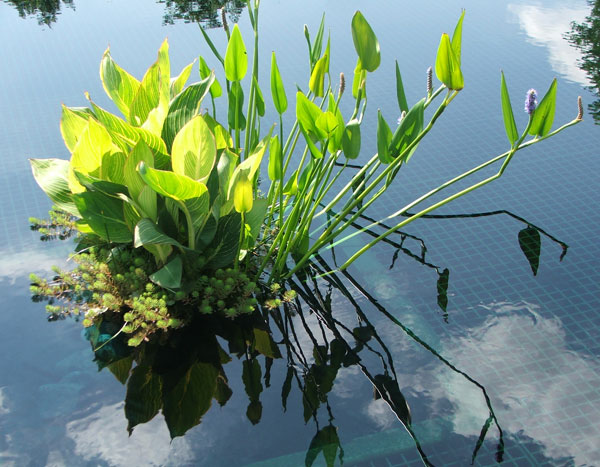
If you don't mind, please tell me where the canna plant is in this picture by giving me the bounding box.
[30,0,582,345]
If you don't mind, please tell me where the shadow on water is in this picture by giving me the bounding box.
[568,0,600,124]
[1,0,245,27]
[71,207,569,466]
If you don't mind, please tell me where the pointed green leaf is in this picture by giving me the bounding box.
[68,118,123,192]
[316,111,339,138]
[225,24,248,82]
[352,58,366,99]
[296,91,325,140]
[451,10,466,66]
[228,80,246,130]
[309,53,328,97]
[124,141,156,220]
[500,71,518,146]
[268,134,282,181]
[270,52,288,114]
[161,75,215,153]
[390,98,425,162]
[351,11,381,72]
[60,105,90,153]
[342,119,361,159]
[234,171,253,213]
[205,212,242,269]
[311,13,326,68]
[150,255,183,289]
[198,56,222,98]
[100,47,141,121]
[327,93,345,153]
[227,129,273,200]
[435,33,464,91]
[86,98,169,165]
[138,162,208,202]
[72,191,132,243]
[130,61,160,127]
[377,110,393,164]
[172,115,217,183]
[529,78,557,137]
[253,76,265,117]
[30,158,79,216]
[171,60,195,98]
[134,218,184,250]
[395,61,409,113]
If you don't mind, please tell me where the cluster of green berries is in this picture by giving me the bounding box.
[191,267,258,319]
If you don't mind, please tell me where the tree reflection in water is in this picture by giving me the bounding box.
[568,0,600,123]
[2,0,245,27]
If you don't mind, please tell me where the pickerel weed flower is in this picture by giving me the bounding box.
[525,89,537,114]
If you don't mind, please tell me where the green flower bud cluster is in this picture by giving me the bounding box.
[263,285,297,310]
[191,268,258,318]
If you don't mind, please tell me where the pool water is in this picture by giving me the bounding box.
[0,0,599,465]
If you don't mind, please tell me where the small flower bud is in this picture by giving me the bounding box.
[339,72,346,97]
[426,66,433,95]
[577,96,583,120]
[221,9,229,35]
[525,89,537,114]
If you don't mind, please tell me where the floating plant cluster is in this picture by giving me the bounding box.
[29,0,581,346]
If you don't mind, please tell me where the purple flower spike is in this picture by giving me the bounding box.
[525,89,537,114]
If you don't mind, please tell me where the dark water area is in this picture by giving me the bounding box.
[1,0,599,465]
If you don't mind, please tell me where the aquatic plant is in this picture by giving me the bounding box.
[30,0,581,344]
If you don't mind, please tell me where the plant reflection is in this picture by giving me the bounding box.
[88,252,511,466]
[2,0,245,27]
[38,206,569,465]
[568,0,600,123]
[3,0,74,26]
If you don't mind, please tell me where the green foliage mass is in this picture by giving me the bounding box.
[29,2,580,346]
[30,238,261,346]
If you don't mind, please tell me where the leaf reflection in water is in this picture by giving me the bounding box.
[69,205,570,466]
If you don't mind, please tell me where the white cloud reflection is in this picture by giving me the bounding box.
[508,2,590,85]
[0,245,71,285]
[436,301,600,465]
[66,402,194,466]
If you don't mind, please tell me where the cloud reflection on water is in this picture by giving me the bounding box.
[508,2,589,85]
[437,301,600,465]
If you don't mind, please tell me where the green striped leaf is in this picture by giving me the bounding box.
[172,61,195,98]
[138,162,207,202]
[134,218,184,250]
[60,105,90,153]
[100,47,141,122]
[130,62,160,127]
[198,56,222,98]
[161,75,215,152]
[30,158,79,216]
[150,255,183,289]
[87,98,168,164]
[73,191,132,243]
[171,115,217,184]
